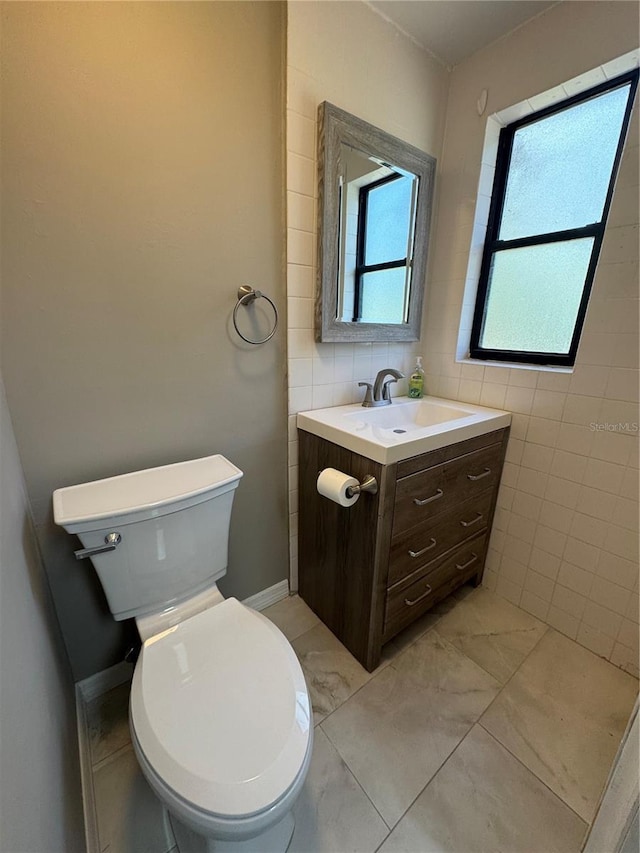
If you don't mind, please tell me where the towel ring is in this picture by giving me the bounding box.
[232,285,278,345]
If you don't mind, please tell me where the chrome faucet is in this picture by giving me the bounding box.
[359,368,404,407]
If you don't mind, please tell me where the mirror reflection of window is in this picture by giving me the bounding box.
[358,173,416,323]
[337,144,418,324]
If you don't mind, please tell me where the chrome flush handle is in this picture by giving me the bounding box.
[75,532,122,561]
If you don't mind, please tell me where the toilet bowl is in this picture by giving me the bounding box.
[130,598,313,850]
[53,454,312,851]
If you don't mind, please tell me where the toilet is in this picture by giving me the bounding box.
[53,454,313,852]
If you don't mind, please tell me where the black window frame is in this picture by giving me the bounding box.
[353,172,409,323]
[469,69,639,367]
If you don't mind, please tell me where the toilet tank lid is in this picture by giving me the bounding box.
[53,454,243,530]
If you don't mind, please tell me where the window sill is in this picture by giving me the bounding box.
[456,357,573,374]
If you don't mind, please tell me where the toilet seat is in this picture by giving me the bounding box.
[130,598,312,820]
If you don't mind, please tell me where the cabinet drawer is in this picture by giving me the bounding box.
[392,443,503,535]
[388,489,494,588]
[396,428,507,479]
[383,535,488,642]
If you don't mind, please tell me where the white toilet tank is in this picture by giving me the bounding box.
[53,455,243,621]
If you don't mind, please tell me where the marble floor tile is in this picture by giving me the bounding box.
[321,630,501,827]
[435,586,548,683]
[93,746,174,853]
[86,681,132,766]
[378,725,587,853]
[481,629,638,822]
[290,728,389,852]
[262,594,319,642]
[292,622,375,725]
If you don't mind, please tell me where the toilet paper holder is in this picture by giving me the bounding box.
[345,474,378,498]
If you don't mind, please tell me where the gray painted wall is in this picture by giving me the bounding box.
[0,380,84,852]
[0,1,288,680]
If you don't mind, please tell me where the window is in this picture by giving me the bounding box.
[470,70,639,366]
[353,172,416,323]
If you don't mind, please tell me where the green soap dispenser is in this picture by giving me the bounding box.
[408,357,425,399]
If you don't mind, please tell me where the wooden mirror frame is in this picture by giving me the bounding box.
[316,102,436,343]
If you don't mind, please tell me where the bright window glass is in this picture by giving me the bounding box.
[500,85,630,240]
[470,69,638,366]
[480,239,594,353]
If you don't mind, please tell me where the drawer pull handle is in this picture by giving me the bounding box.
[467,467,491,481]
[408,538,437,558]
[413,488,444,506]
[460,513,483,528]
[456,553,479,571]
[404,585,433,607]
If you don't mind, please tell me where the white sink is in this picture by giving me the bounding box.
[297,396,511,464]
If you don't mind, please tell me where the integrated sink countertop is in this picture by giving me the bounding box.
[297,396,511,464]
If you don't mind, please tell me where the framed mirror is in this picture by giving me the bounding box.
[316,102,436,342]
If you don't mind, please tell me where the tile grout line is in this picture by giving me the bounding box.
[282,603,427,837]
[313,618,451,836]
[272,601,403,838]
[475,622,634,828]
[371,617,581,849]
[474,623,551,722]
[476,721,591,829]
[368,612,556,844]
[371,718,491,852]
[316,613,509,843]
[92,740,135,775]
[283,587,626,841]
[319,724,393,839]
[383,586,544,689]
[443,628,545,686]
[306,594,506,823]
[311,614,443,731]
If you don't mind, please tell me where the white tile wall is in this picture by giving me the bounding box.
[422,14,639,675]
[285,1,449,590]
[285,2,638,677]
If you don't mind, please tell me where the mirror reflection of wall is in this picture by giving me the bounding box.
[338,144,419,324]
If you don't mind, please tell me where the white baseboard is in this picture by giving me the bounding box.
[75,661,133,853]
[77,659,134,702]
[75,686,100,853]
[243,579,290,611]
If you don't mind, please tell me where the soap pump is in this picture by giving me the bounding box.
[408,357,425,399]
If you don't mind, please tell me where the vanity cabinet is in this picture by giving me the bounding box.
[298,426,509,671]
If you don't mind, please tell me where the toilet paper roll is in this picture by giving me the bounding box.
[317,468,360,507]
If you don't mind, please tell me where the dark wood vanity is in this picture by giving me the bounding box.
[298,426,509,671]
